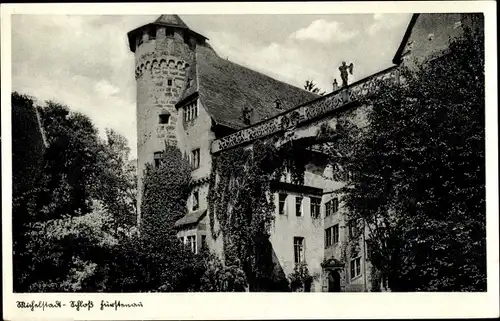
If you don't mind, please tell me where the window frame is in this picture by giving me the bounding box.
[192,190,199,211]
[293,237,305,264]
[187,235,197,254]
[325,228,332,247]
[332,224,339,244]
[278,193,287,215]
[350,257,362,279]
[184,101,199,123]
[295,196,303,217]
[310,197,321,219]
[191,148,200,170]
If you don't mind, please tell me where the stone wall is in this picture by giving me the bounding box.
[134,29,195,223]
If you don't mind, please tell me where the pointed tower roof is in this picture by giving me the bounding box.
[154,14,189,29]
[127,14,207,52]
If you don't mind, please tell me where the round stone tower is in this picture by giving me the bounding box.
[127,15,207,224]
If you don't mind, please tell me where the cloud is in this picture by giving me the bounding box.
[367,13,412,35]
[95,79,120,96]
[289,19,359,44]
[12,15,138,157]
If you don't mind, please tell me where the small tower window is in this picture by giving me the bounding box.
[159,113,170,124]
[166,29,174,38]
[167,79,173,86]
[153,151,163,168]
[149,26,157,40]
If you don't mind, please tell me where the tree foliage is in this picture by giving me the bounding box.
[327,27,486,291]
[304,79,326,96]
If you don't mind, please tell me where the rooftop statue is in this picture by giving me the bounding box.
[339,61,354,87]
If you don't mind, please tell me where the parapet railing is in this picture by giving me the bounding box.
[211,65,400,154]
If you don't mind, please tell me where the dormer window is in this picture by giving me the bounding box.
[242,106,252,125]
[274,99,282,109]
[184,101,198,122]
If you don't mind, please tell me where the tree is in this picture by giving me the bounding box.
[304,79,325,95]
[98,129,137,234]
[328,27,485,291]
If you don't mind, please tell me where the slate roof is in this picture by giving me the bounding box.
[127,14,207,53]
[174,209,207,228]
[177,44,319,130]
[154,14,189,28]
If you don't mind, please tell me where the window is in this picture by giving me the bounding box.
[166,29,174,38]
[295,196,303,217]
[153,151,163,168]
[187,235,196,254]
[325,224,339,247]
[159,113,170,124]
[332,224,339,244]
[325,202,331,217]
[201,235,207,248]
[325,228,332,247]
[278,193,287,215]
[149,26,157,40]
[326,197,339,217]
[167,79,172,86]
[310,197,321,218]
[350,257,361,279]
[191,149,200,169]
[293,237,305,264]
[348,220,357,238]
[192,190,199,211]
[184,101,198,122]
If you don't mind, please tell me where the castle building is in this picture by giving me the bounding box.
[128,13,483,292]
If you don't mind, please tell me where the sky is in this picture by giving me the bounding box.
[11,13,412,159]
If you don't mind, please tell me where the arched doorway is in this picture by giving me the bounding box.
[328,271,341,292]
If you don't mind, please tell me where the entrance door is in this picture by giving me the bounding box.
[328,271,341,292]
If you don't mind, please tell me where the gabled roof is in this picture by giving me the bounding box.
[174,209,207,228]
[392,14,420,65]
[177,44,319,130]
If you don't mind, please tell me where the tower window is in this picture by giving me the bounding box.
[166,29,174,38]
[153,151,163,168]
[149,26,157,40]
[167,79,172,86]
[159,113,170,124]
